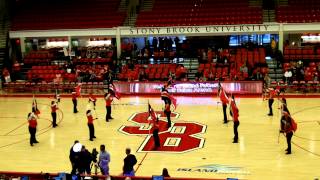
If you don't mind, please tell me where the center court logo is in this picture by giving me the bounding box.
[177,164,250,175]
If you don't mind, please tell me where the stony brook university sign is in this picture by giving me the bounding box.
[119,111,207,153]
[122,24,280,36]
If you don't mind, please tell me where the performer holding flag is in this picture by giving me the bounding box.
[104,89,114,122]
[72,83,82,113]
[160,82,177,128]
[88,92,97,110]
[51,100,58,128]
[280,111,297,154]
[32,96,40,117]
[148,103,160,150]
[86,109,97,141]
[28,111,39,146]
[229,95,240,143]
[218,83,229,124]
[265,87,280,116]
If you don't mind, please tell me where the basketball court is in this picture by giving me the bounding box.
[0,96,319,179]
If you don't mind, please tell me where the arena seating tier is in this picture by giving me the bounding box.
[276,0,320,23]
[136,0,262,27]
[11,0,126,30]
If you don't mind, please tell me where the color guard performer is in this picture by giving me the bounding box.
[148,103,160,150]
[88,93,97,110]
[32,97,40,117]
[28,111,39,146]
[218,83,229,123]
[72,92,78,113]
[160,83,177,128]
[86,109,96,141]
[51,100,58,127]
[230,95,240,143]
[280,111,297,154]
[265,87,279,116]
[104,90,113,122]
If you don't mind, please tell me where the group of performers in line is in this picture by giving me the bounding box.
[264,87,297,154]
[27,80,297,154]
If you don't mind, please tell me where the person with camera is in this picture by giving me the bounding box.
[91,148,99,175]
[98,144,111,176]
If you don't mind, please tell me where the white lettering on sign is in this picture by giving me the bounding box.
[126,24,275,36]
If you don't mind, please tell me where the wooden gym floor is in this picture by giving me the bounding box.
[0,96,319,180]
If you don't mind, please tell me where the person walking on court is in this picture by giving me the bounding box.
[123,148,137,177]
[104,90,113,122]
[51,100,58,127]
[230,95,240,143]
[86,109,96,141]
[218,83,229,123]
[28,111,39,146]
[98,144,111,176]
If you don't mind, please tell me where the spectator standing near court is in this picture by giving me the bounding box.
[98,144,111,176]
[123,148,137,177]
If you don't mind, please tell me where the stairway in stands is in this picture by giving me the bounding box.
[277,0,288,6]
[0,17,10,70]
[266,58,283,81]
[263,9,276,22]
[141,0,154,11]
[248,0,262,7]
[180,58,199,80]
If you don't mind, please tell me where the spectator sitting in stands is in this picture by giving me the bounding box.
[195,70,203,82]
[207,71,214,81]
[313,73,318,81]
[284,69,293,84]
[2,68,11,83]
[240,63,248,74]
[175,65,187,81]
[53,74,63,84]
[89,70,96,82]
[138,69,147,81]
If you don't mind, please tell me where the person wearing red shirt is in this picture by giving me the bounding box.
[104,91,113,122]
[280,112,294,154]
[218,84,229,123]
[28,111,39,146]
[149,104,160,150]
[230,95,239,143]
[266,88,279,116]
[161,84,172,128]
[89,93,97,110]
[86,110,96,141]
[51,101,58,127]
[72,92,78,113]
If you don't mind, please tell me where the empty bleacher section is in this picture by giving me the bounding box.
[11,0,126,30]
[136,0,262,27]
[276,0,320,23]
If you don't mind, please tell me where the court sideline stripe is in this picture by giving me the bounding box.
[135,152,149,174]
[2,121,28,136]
[0,109,64,149]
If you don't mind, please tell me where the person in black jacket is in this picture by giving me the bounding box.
[79,145,92,175]
[70,140,80,174]
[123,148,137,177]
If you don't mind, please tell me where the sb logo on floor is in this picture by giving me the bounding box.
[119,111,207,153]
